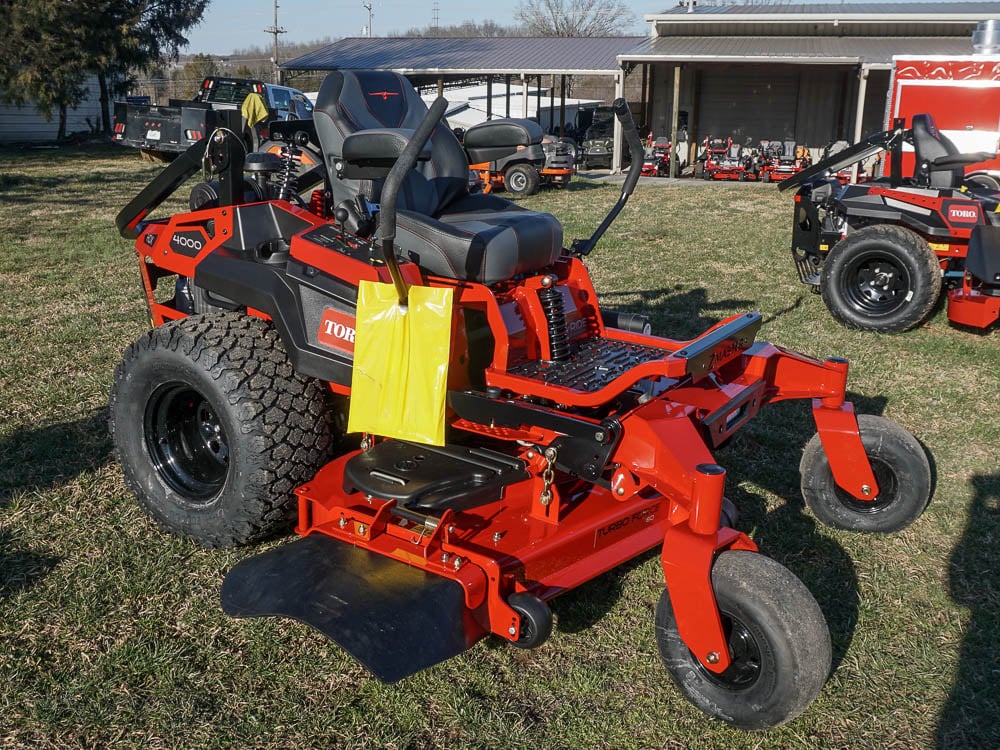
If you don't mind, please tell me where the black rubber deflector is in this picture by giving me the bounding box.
[221,534,480,682]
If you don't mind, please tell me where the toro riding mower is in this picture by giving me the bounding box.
[780,114,1000,332]
[702,136,754,181]
[641,137,675,178]
[759,140,810,183]
[111,70,932,730]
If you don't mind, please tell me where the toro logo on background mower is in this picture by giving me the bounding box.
[944,200,981,225]
[169,229,208,257]
[318,307,356,354]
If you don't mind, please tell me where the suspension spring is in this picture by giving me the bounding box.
[538,285,571,361]
[278,144,301,202]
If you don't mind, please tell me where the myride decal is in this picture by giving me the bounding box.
[318,308,357,354]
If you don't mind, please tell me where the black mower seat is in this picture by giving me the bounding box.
[313,69,562,285]
[396,192,562,285]
[911,114,963,189]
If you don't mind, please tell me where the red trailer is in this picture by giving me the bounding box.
[886,55,1000,188]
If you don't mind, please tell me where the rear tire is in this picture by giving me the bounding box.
[820,225,941,333]
[800,415,931,533]
[109,313,341,548]
[968,173,1000,191]
[655,551,831,730]
[505,163,540,197]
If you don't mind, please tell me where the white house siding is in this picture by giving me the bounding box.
[0,75,103,144]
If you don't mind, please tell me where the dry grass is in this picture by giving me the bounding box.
[1,145,998,749]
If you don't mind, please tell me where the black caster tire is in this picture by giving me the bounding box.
[655,550,831,730]
[505,163,540,197]
[109,313,342,548]
[508,592,553,649]
[819,224,941,333]
[800,414,931,533]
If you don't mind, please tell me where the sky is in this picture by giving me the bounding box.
[184,1,528,56]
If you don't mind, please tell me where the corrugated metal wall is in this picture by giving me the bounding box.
[0,76,103,144]
[698,65,800,144]
[648,62,889,153]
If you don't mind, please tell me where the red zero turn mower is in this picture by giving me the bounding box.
[112,70,932,730]
[781,114,1000,332]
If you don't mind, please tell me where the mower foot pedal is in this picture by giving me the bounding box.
[221,534,482,682]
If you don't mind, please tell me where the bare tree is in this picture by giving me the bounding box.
[515,0,635,37]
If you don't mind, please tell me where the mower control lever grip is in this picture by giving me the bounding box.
[613,98,644,197]
[570,99,644,257]
[381,96,448,244]
[377,95,448,304]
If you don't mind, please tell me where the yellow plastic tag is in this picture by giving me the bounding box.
[347,280,453,446]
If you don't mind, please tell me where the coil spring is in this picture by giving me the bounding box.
[538,285,571,361]
[277,144,300,202]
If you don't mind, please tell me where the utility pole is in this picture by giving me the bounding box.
[363,2,373,36]
[264,0,287,84]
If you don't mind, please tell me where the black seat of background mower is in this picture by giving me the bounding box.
[313,69,562,284]
[911,114,964,189]
[463,118,544,164]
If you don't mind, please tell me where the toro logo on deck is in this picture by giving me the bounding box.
[945,201,981,225]
[169,229,208,257]
[318,308,356,354]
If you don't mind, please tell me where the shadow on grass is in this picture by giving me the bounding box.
[0,529,61,599]
[0,408,113,507]
[601,286,756,341]
[937,473,1000,750]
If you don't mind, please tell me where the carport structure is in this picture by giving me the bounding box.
[620,2,1000,172]
[281,36,640,135]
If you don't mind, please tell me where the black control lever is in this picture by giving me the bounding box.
[571,98,645,256]
[378,96,448,305]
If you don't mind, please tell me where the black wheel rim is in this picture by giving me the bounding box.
[833,454,898,514]
[144,382,229,501]
[839,250,911,317]
[697,612,761,690]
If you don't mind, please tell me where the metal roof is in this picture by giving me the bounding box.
[282,36,643,76]
[652,2,1000,18]
[648,3,1000,37]
[620,34,975,66]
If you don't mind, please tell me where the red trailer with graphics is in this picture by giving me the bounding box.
[886,55,1000,189]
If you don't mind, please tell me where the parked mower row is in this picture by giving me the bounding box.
[110,71,941,732]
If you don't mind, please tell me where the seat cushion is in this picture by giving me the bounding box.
[395,196,562,284]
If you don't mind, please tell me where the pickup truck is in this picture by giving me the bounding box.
[112,77,313,156]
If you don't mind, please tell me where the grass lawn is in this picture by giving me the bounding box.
[1,144,998,749]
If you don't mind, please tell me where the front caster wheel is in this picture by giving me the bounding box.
[504,164,540,197]
[800,414,931,533]
[655,551,831,730]
[508,592,552,649]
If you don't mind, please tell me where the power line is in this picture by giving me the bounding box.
[363,2,374,36]
[263,0,287,83]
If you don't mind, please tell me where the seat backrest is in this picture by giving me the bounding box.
[911,114,962,189]
[313,70,469,214]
